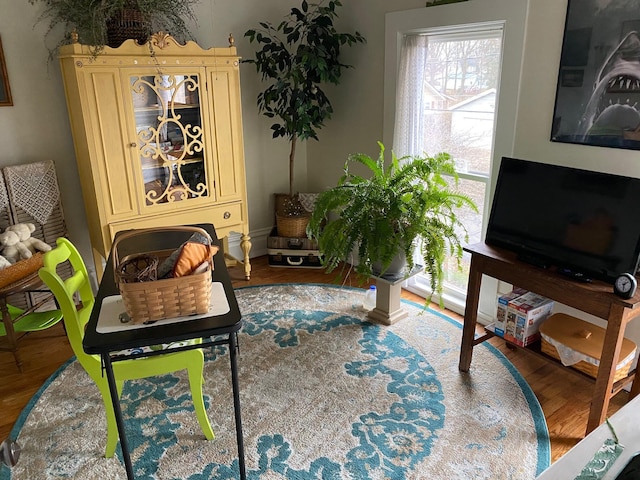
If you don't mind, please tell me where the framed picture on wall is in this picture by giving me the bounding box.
[551,0,640,150]
[0,35,12,107]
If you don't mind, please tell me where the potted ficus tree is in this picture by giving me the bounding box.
[307,142,477,301]
[28,0,199,58]
[244,0,365,238]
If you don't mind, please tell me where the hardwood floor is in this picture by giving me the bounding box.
[0,255,629,465]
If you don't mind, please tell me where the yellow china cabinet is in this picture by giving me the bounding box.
[58,33,251,279]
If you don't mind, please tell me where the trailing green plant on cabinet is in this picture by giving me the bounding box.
[58,33,251,279]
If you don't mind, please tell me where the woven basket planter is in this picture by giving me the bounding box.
[276,212,311,238]
[106,7,151,48]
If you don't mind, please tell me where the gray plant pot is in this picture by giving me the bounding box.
[372,251,408,281]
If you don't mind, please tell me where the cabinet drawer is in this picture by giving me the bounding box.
[209,203,243,228]
[108,203,244,251]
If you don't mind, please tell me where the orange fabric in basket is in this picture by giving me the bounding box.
[172,242,219,277]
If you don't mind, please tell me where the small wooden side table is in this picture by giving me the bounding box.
[460,242,640,435]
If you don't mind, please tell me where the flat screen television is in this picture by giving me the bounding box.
[485,157,640,284]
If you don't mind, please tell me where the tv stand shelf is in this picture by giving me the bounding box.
[480,327,636,397]
[459,242,640,435]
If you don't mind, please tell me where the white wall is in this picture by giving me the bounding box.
[306,0,427,192]
[514,0,640,178]
[513,0,640,346]
[0,4,90,265]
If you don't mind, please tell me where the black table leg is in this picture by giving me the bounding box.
[102,354,134,479]
[229,332,246,479]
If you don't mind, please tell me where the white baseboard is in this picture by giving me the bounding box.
[403,281,494,325]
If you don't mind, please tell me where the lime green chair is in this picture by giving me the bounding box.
[0,305,62,336]
[39,237,214,458]
[0,299,63,372]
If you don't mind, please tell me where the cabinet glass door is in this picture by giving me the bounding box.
[130,73,208,207]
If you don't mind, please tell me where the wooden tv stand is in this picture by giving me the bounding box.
[459,242,640,435]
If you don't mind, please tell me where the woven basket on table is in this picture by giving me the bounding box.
[113,226,213,324]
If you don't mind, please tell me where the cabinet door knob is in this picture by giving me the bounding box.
[223,211,231,219]
[129,143,137,147]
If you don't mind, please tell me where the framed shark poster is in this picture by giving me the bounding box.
[551,0,640,150]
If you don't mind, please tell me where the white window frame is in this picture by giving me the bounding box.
[384,1,528,322]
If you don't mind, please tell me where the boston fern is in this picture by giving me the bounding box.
[29,0,198,56]
[307,142,477,300]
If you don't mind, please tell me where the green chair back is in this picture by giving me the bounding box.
[39,237,95,371]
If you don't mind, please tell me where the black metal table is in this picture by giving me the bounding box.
[83,224,245,480]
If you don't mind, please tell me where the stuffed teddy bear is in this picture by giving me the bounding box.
[0,223,52,264]
[0,230,30,264]
[0,255,11,270]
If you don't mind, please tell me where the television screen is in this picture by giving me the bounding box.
[485,157,640,283]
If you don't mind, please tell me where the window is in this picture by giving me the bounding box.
[394,27,502,310]
[384,3,527,319]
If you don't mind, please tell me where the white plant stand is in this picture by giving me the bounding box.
[367,266,423,325]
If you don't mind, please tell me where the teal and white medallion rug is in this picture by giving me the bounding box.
[4,284,550,479]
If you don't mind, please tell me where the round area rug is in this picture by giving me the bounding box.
[4,284,550,479]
